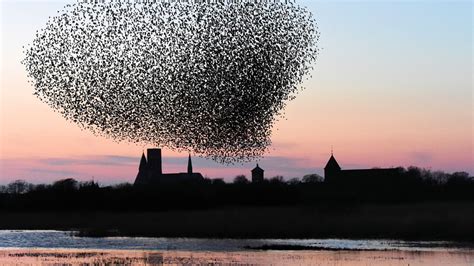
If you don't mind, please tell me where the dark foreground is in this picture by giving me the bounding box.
[1,202,473,241]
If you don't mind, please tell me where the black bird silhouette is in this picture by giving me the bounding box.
[22,0,319,164]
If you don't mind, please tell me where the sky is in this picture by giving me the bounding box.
[0,0,472,184]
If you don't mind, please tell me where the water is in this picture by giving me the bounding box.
[0,230,472,265]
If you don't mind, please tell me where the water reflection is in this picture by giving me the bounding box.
[0,249,473,265]
[0,230,472,252]
[0,231,473,265]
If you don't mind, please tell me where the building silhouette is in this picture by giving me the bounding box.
[324,152,400,184]
[251,164,264,183]
[134,148,203,186]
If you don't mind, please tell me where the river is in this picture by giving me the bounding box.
[0,230,472,265]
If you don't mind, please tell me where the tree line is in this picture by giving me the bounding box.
[0,166,472,212]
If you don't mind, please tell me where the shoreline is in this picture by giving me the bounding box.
[1,231,474,252]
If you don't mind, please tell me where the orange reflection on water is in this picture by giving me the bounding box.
[0,248,473,265]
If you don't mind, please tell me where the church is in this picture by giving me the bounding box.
[324,152,400,184]
[134,148,204,186]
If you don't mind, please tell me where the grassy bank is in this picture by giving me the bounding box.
[0,202,473,241]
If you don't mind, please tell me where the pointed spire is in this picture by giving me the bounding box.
[252,163,263,172]
[187,154,193,174]
[325,152,341,170]
[331,145,333,156]
[139,151,147,171]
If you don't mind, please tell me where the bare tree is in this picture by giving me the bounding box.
[302,174,323,183]
[270,175,284,184]
[7,180,32,194]
[233,175,249,184]
[287,177,301,185]
[52,178,78,191]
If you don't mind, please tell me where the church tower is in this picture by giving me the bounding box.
[324,152,341,183]
[147,148,162,176]
[251,164,264,183]
[133,148,204,186]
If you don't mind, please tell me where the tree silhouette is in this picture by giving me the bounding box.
[269,176,284,184]
[7,180,32,194]
[233,175,250,184]
[302,174,323,183]
[52,178,78,191]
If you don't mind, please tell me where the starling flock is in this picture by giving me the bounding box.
[23,0,320,163]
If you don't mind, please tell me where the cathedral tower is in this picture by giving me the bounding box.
[147,148,162,176]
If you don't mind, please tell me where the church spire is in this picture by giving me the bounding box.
[325,152,341,171]
[187,154,193,174]
[139,151,147,171]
